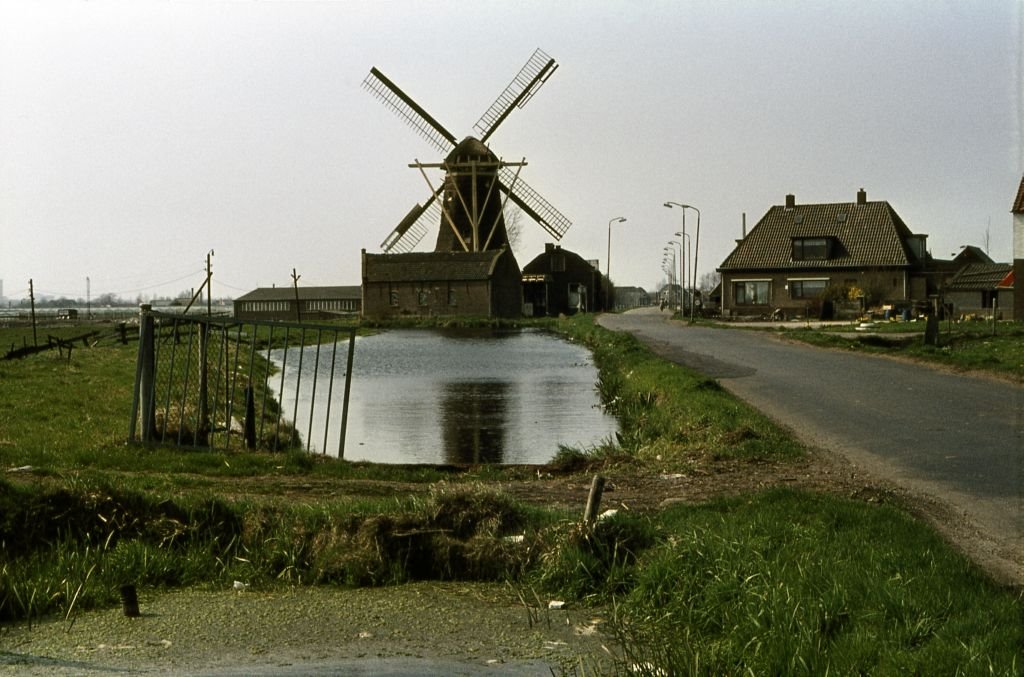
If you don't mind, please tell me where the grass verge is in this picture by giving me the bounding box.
[774,320,1024,382]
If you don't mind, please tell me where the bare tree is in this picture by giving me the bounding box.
[504,204,524,252]
[699,271,721,293]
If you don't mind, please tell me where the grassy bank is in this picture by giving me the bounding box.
[770,319,1024,381]
[1,317,1021,674]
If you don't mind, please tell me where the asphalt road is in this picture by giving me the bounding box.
[599,308,1023,582]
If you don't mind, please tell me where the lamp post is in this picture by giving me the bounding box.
[668,240,683,312]
[670,235,690,314]
[606,216,627,279]
[664,202,701,322]
[663,246,677,310]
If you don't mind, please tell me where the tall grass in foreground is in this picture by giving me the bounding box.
[543,490,1023,675]
[5,476,1018,675]
[0,480,551,622]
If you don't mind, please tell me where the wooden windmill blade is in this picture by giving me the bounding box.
[474,49,558,143]
[362,67,457,155]
[380,191,442,253]
[498,166,571,240]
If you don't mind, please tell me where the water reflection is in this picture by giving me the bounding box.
[441,381,509,464]
[270,328,617,464]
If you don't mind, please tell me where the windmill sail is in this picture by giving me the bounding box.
[362,67,457,155]
[475,49,558,143]
[498,167,571,240]
[381,194,442,253]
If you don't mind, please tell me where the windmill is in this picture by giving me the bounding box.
[362,49,572,255]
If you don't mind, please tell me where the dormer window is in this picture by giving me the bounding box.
[792,237,831,261]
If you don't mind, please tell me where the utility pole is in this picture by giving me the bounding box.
[28,279,37,346]
[206,250,214,317]
[291,268,302,322]
[86,276,91,318]
[197,250,214,446]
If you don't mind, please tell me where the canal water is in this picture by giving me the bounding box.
[270,328,618,464]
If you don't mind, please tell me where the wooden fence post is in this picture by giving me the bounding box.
[583,475,606,526]
[138,304,156,443]
[338,328,356,459]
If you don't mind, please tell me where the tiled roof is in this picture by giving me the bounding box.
[947,263,1013,291]
[236,285,361,302]
[719,199,922,271]
[522,245,597,275]
[362,250,512,283]
[1012,177,1024,213]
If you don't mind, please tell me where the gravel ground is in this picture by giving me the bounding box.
[0,582,615,676]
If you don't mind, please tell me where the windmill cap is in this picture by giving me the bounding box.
[446,136,497,163]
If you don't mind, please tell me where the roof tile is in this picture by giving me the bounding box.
[719,199,922,271]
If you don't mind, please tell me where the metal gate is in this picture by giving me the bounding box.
[129,305,356,456]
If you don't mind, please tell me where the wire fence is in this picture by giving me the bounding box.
[129,306,356,456]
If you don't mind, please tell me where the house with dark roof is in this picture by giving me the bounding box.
[234,286,361,321]
[521,244,608,316]
[361,247,522,319]
[945,263,1014,318]
[718,189,932,319]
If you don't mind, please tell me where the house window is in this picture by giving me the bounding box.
[789,279,828,299]
[734,280,770,305]
[448,289,457,306]
[792,237,831,261]
[389,290,399,307]
[417,289,429,305]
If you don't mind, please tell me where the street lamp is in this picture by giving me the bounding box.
[606,217,627,279]
[668,240,683,312]
[670,236,690,313]
[664,202,701,322]
[663,245,678,310]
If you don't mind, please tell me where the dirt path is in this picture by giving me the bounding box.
[0,583,613,676]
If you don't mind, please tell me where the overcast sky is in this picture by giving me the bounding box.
[1,0,1021,303]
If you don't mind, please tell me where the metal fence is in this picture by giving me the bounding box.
[129,305,356,456]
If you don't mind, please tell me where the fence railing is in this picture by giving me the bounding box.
[129,305,356,456]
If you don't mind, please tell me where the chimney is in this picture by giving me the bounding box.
[857,188,867,205]
[742,212,747,238]
[785,194,796,209]
[545,242,555,253]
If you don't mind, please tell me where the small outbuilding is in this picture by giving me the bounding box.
[521,244,607,316]
[945,263,1014,319]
